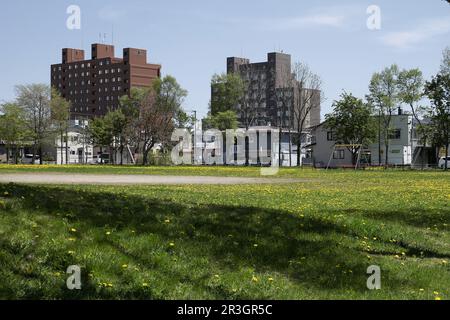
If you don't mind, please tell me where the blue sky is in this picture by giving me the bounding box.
[0,0,449,118]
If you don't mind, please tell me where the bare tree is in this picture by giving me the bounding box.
[291,63,323,166]
[238,64,265,165]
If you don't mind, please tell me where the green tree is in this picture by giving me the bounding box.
[203,110,239,131]
[117,77,188,166]
[50,88,70,165]
[130,76,188,165]
[397,68,434,168]
[367,65,401,166]
[325,92,376,165]
[210,73,244,115]
[15,84,52,164]
[154,75,189,134]
[105,109,127,165]
[425,73,450,170]
[0,103,29,164]
[87,116,114,164]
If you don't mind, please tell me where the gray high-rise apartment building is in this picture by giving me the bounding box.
[212,52,321,131]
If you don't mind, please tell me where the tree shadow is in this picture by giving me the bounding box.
[0,183,428,299]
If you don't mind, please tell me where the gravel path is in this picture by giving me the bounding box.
[0,173,306,185]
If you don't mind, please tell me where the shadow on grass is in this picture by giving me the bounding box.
[0,183,432,299]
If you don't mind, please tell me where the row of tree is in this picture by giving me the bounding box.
[0,76,188,165]
[326,47,450,169]
[87,76,188,165]
[0,85,70,164]
[1,49,448,168]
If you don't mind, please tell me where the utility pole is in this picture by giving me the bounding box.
[193,110,197,165]
[378,109,382,166]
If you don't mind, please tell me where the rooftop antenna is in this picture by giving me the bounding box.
[81,26,84,49]
[103,33,107,44]
[112,24,114,45]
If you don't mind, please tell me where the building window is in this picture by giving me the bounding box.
[333,149,345,159]
[388,129,401,140]
[327,131,336,141]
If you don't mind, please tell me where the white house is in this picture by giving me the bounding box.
[55,120,94,165]
[369,114,413,166]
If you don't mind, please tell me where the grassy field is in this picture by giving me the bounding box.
[0,167,449,299]
[0,164,272,177]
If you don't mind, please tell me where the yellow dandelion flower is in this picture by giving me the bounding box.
[433,291,439,295]
[121,264,128,269]
[169,242,175,247]
[435,297,441,301]
[252,276,259,282]
[268,277,274,282]
[70,228,77,233]
[164,219,171,223]
[142,283,149,287]
[106,231,111,235]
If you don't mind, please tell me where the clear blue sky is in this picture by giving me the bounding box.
[0,0,449,118]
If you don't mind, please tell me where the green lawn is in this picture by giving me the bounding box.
[0,168,449,299]
[0,164,269,177]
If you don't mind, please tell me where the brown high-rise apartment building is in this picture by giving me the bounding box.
[212,52,321,131]
[51,44,161,119]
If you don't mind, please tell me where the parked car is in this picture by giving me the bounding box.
[22,154,40,164]
[88,154,110,165]
[438,156,450,169]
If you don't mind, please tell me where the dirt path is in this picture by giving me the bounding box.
[0,173,307,185]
